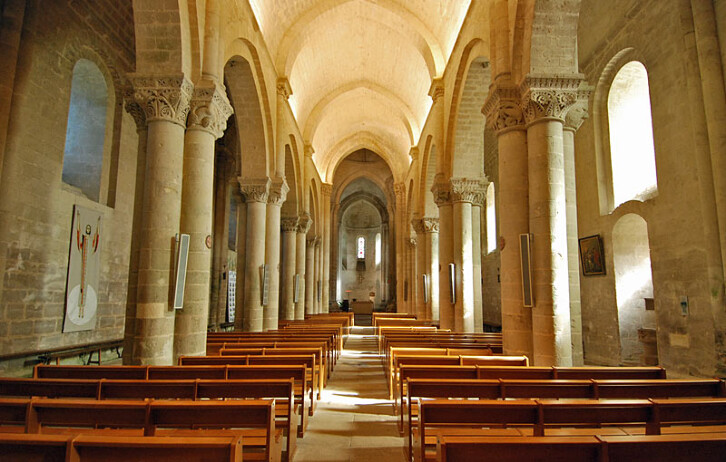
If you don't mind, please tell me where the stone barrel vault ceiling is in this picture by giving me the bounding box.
[248,0,472,180]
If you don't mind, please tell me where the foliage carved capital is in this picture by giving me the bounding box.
[129,74,194,127]
[519,75,584,124]
[188,80,234,138]
[238,177,270,203]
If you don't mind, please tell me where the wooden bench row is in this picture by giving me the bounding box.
[36,362,317,415]
[1,376,302,451]
[0,433,244,462]
[414,398,726,462]
[0,398,280,462]
[395,363,668,413]
[435,434,726,462]
[403,377,726,454]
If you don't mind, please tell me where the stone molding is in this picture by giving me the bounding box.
[281,216,299,232]
[187,80,234,138]
[519,75,584,124]
[297,213,312,233]
[309,236,321,247]
[421,217,440,233]
[129,74,194,127]
[393,182,406,198]
[429,78,444,104]
[450,177,487,204]
[482,83,525,132]
[268,178,290,205]
[238,177,270,203]
[277,78,292,100]
[409,146,419,161]
[123,94,147,132]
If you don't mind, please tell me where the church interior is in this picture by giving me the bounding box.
[2,0,726,460]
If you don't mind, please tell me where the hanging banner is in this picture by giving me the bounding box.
[227,270,237,323]
[63,205,101,332]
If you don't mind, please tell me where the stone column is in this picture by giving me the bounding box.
[234,198,247,329]
[239,178,269,332]
[314,237,322,313]
[432,178,454,329]
[296,214,312,319]
[321,183,333,313]
[128,75,192,365]
[280,216,298,321]
[521,76,580,366]
[408,237,420,318]
[422,218,440,321]
[393,183,407,311]
[122,96,147,364]
[265,179,288,329]
[483,82,532,359]
[412,219,426,320]
[305,235,316,315]
[564,93,590,366]
[450,178,484,332]
[175,81,232,360]
[471,185,486,333]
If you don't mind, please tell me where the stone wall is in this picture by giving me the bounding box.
[576,0,720,375]
[0,0,136,366]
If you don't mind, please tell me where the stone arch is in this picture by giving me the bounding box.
[281,144,298,217]
[288,134,304,215]
[224,53,270,178]
[592,49,658,215]
[444,39,489,178]
[325,134,400,184]
[132,0,190,74]
[309,179,320,237]
[224,38,274,178]
[612,213,657,366]
[419,138,438,218]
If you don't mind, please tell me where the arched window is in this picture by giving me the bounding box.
[608,61,657,208]
[357,236,365,259]
[375,233,381,267]
[486,183,496,254]
[63,59,108,203]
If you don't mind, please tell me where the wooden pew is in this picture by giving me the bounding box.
[70,434,244,462]
[436,435,601,462]
[0,378,100,399]
[34,365,148,379]
[0,433,74,461]
[599,433,726,461]
[0,398,32,433]
[196,379,298,459]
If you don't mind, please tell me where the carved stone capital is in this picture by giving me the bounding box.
[268,178,289,205]
[277,78,292,100]
[187,80,234,138]
[281,216,299,232]
[564,85,593,131]
[431,174,451,206]
[129,74,194,127]
[409,146,419,161]
[482,83,525,132]
[238,177,270,203]
[450,177,486,204]
[297,213,312,233]
[421,217,440,233]
[304,143,315,157]
[393,182,406,198]
[321,183,333,198]
[429,78,444,104]
[411,218,425,234]
[519,75,584,124]
[123,91,147,132]
[408,237,417,248]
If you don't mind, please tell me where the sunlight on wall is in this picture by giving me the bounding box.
[486,183,496,254]
[375,232,381,266]
[608,61,658,208]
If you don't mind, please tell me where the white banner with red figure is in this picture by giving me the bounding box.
[63,205,101,332]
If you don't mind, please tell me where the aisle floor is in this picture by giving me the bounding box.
[293,326,407,462]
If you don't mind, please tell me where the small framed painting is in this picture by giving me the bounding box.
[579,234,606,276]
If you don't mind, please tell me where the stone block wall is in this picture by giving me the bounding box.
[0,0,136,367]
[576,0,721,376]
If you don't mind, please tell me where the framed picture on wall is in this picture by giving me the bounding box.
[579,234,606,276]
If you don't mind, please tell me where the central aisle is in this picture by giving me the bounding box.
[294,326,407,462]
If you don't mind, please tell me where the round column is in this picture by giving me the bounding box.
[280,216,298,321]
[239,179,269,332]
[175,81,232,360]
[305,236,316,315]
[321,183,332,313]
[129,75,192,365]
[264,179,288,329]
[432,178,454,329]
[422,218,440,321]
[296,214,312,319]
[471,189,485,333]
[451,178,480,333]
